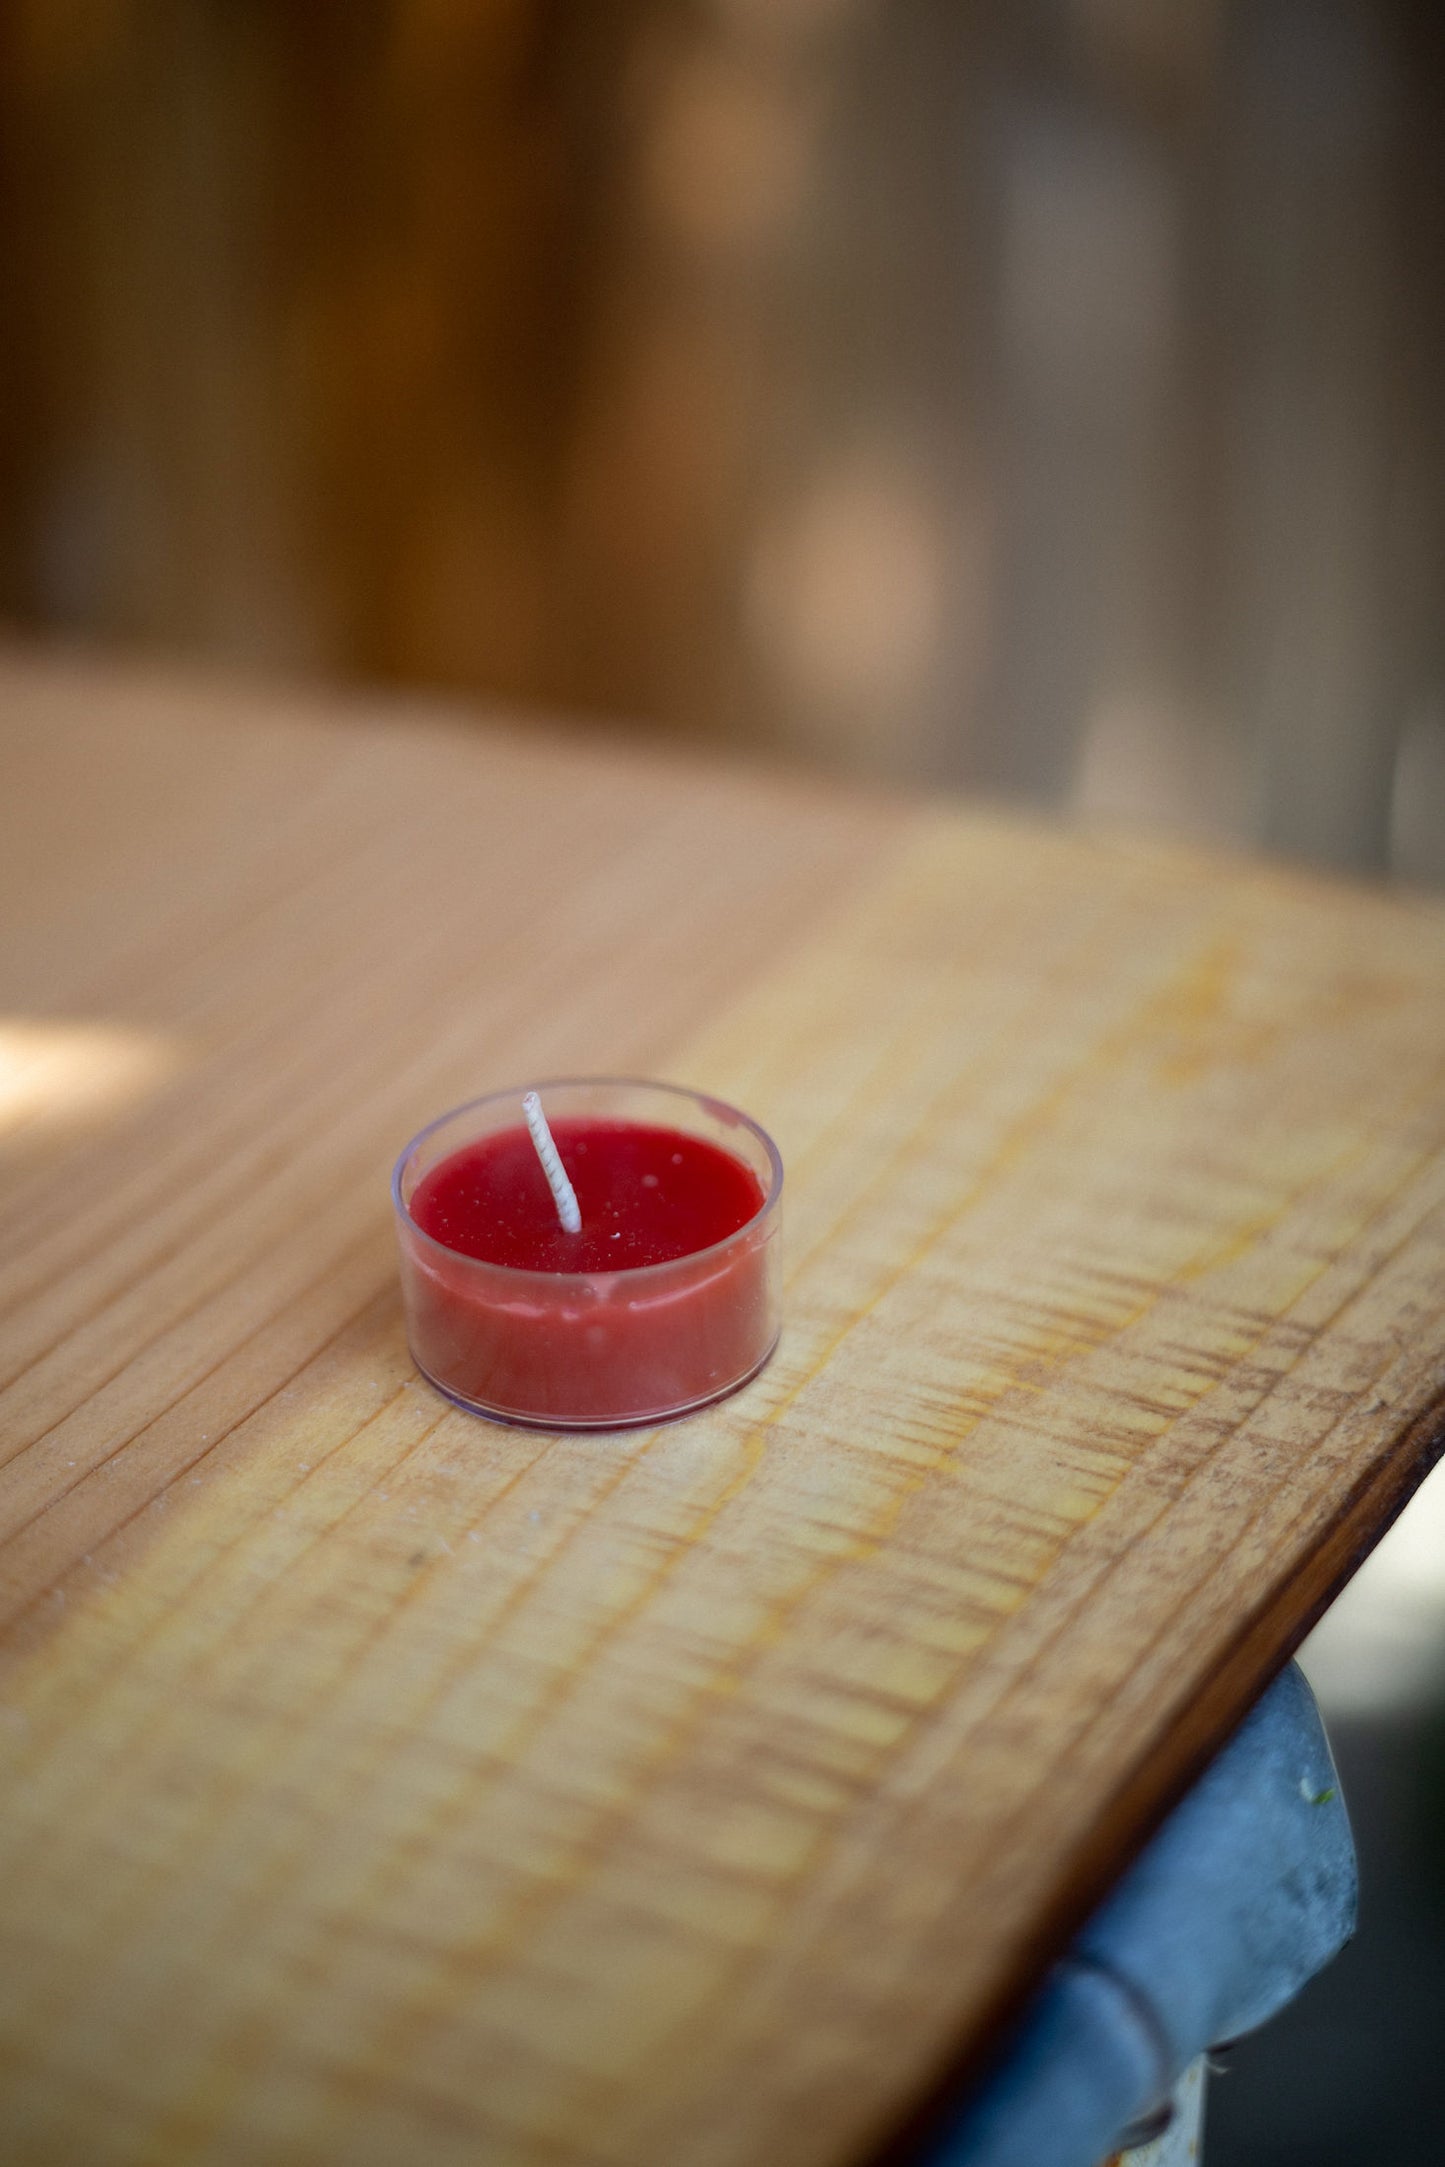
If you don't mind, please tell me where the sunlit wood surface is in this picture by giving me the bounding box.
[2,650,1443,2167]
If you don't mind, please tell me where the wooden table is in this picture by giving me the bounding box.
[2,651,1443,2167]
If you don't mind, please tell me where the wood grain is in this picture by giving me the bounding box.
[1,649,1443,2167]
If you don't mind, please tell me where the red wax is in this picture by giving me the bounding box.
[411,1120,764,1274]
[395,1104,781,1429]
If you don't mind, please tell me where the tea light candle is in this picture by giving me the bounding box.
[392,1079,783,1428]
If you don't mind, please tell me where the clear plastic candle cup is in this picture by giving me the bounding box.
[392,1079,783,1429]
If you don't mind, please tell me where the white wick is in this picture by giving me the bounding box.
[522,1090,581,1235]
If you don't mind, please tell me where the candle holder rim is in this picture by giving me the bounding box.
[391,1076,783,1286]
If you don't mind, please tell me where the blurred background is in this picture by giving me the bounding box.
[0,1,1442,2158]
[2,0,1444,877]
